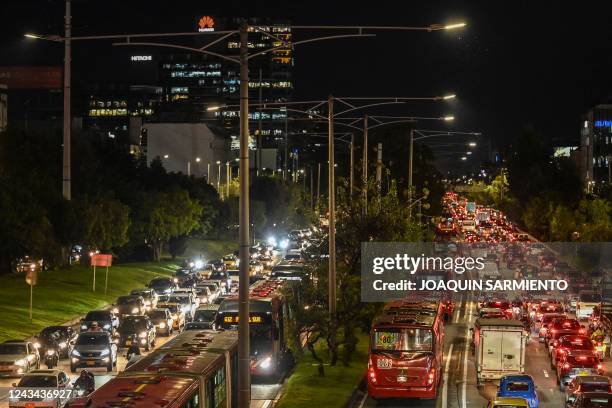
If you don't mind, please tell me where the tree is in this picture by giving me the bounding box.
[77,196,130,252]
[522,197,552,240]
[134,189,203,261]
[549,204,576,241]
[168,235,189,259]
[576,198,612,242]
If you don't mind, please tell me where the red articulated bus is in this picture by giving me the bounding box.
[68,329,238,408]
[216,279,294,377]
[368,301,445,399]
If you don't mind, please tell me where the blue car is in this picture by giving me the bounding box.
[497,374,538,408]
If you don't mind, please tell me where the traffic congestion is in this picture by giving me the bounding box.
[356,192,611,407]
[0,229,317,407]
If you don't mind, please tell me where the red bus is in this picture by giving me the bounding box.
[69,329,238,408]
[216,279,294,377]
[368,301,445,399]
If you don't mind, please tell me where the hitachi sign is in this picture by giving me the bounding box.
[131,55,152,62]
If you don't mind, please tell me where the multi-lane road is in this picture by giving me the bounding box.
[351,258,611,407]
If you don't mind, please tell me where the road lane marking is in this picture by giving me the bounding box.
[442,343,455,408]
[453,297,461,324]
[462,297,473,408]
[357,391,368,408]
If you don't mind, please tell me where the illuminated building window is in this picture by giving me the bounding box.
[272,81,292,88]
[171,87,189,93]
[272,57,292,64]
[228,42,239,49]
[170,94,189,101]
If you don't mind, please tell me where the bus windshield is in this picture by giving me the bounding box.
[372,328,433,352]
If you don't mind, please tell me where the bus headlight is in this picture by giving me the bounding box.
[258,356,272,370]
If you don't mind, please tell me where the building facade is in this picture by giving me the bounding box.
[581,104,612,190]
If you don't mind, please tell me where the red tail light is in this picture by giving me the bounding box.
[597,363,603,371]
[563,363,571,370]
[579,329,586,334]
[598,342,603,346]
[368,358,377,384]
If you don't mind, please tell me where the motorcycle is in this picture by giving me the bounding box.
[592,335,606,361]
[44,348,59,369]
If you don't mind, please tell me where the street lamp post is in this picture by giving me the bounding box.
[327,95,336,319]
[216,160,222,192]
[62,0,71,200]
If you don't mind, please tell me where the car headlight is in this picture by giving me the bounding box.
[33,342,41,349]
[99,349,110,357]
[158,322,166,328]
[144,300,151,306]
[189,262,195,268]
[195,260,204,269]
[181,305,190,312]
[46,349,55,356]
[112,308,119,314]
[81,325,88,330]
[71,349,81,357]
[132,307,140,314]
[173,278,179,283]
[59,342,67,349]
[258,357,272,369]
[14,358,27,366]
[139,332,147,338]
[103,324,111,330]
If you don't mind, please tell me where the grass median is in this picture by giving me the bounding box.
[0,238,238,343]
[276,332,368,408]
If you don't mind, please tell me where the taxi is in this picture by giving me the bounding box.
[487,396,530,408]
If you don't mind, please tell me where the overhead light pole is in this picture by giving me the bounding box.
[63,0,71,200]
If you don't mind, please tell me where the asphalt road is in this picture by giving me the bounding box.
[351,259,612,408]
[0,251,287,408]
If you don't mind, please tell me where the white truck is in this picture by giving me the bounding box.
[472,318,527,385]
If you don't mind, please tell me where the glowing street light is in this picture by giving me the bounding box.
[461,156,467,160]
[206,105,224,111]
[195,157,201,162]
[163,154,169,159]
[443,115,455,121]
[468,142,477,147]
[466,151,473,155]
[444,22,467,30]
[443,94,456,100]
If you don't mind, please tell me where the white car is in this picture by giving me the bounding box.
[10,369,71,407]
[0,341,40,377]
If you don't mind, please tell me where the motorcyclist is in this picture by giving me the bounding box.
[126,335,141,361]
[45,332,60,368]
[591,326,604,341]
[73,370,95,395]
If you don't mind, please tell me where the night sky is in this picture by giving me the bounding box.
[1,0,611,167]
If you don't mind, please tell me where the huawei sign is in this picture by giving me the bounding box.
[198,16,215,32]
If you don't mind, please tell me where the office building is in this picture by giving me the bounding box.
[581,104,612,190]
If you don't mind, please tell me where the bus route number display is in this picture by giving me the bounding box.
[223,315,263,324]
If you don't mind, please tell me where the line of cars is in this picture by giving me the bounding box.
[442,192,612,408]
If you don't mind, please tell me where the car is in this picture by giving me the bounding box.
[184,322,215,331]
[206,260,226,274]
[556,350,603,390]
[546,319,586,349]
[117,316,156,351]
[165,293,197,320]
[209,271,232,292]
[146,308,174,336]
[222,254,238,269]
[497,374,538,408]
[0,341,40,377]
[70,331,117,373]
[249,260,264,275]
[192,304,219,330]
[173,268,199,287]
[568,392,612,408]
[159,303,186,331]
[282,252,303,264]
[9,369,71,408]
[197,281,221,303]
[129,288,159,311]
[487,397,530,408]
[194,285,212,304]
[552,335,595,369]
[80,310,119,333]
[112,295,146,317]
[538,313,567,341]
[35,326,77,359]
[173,287,200,305]
[147,277,178,295]
[565,376,611,406]
[259,255,274,269]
